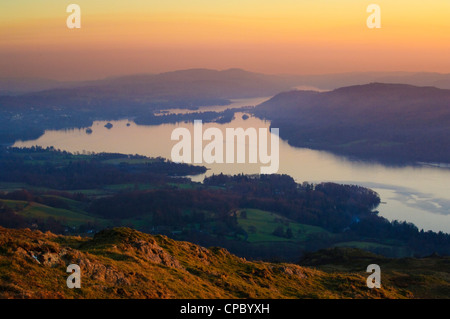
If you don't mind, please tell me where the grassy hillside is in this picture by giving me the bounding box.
[0,197,105,228]
[237,209,328,243]
[299,247,450,299]
[0,226,417,299]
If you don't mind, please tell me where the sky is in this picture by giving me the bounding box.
[1,0,450,80]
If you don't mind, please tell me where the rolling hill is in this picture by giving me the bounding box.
[253,83,450,163]
[288,72,450,91]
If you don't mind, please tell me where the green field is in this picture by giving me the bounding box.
[237,208,329,243]
[0,199,106,227]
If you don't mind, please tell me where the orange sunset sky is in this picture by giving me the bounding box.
[1,0,450,80]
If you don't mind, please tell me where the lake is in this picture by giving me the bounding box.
[13,99,450,233]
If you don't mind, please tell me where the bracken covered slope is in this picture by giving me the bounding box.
[0,226,414,299]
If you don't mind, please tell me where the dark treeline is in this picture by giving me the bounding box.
[204,174,380,232]
[0,147,206,190]
[89,189,237,222]
[134,108,242,126]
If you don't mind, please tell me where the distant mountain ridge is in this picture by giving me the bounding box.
[3,70,450,95]
[0,68,299,101]
[0,69,306,117]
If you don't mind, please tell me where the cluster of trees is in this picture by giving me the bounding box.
[88,189,237,226]
[204,174,380,232]
[134,108,240,126]
[0,202,28,229]
[350,215,450,256]
[272,226,294,239]
[0,147,205,190]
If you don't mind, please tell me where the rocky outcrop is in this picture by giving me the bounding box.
[0,226,414,299]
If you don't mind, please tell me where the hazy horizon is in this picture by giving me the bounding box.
[1,1,449,81]
[4,69,450,83]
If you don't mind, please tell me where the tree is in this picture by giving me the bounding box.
[272,226,285,238]
[286,228,294,239]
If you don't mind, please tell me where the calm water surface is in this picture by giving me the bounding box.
[14,100,450,233]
